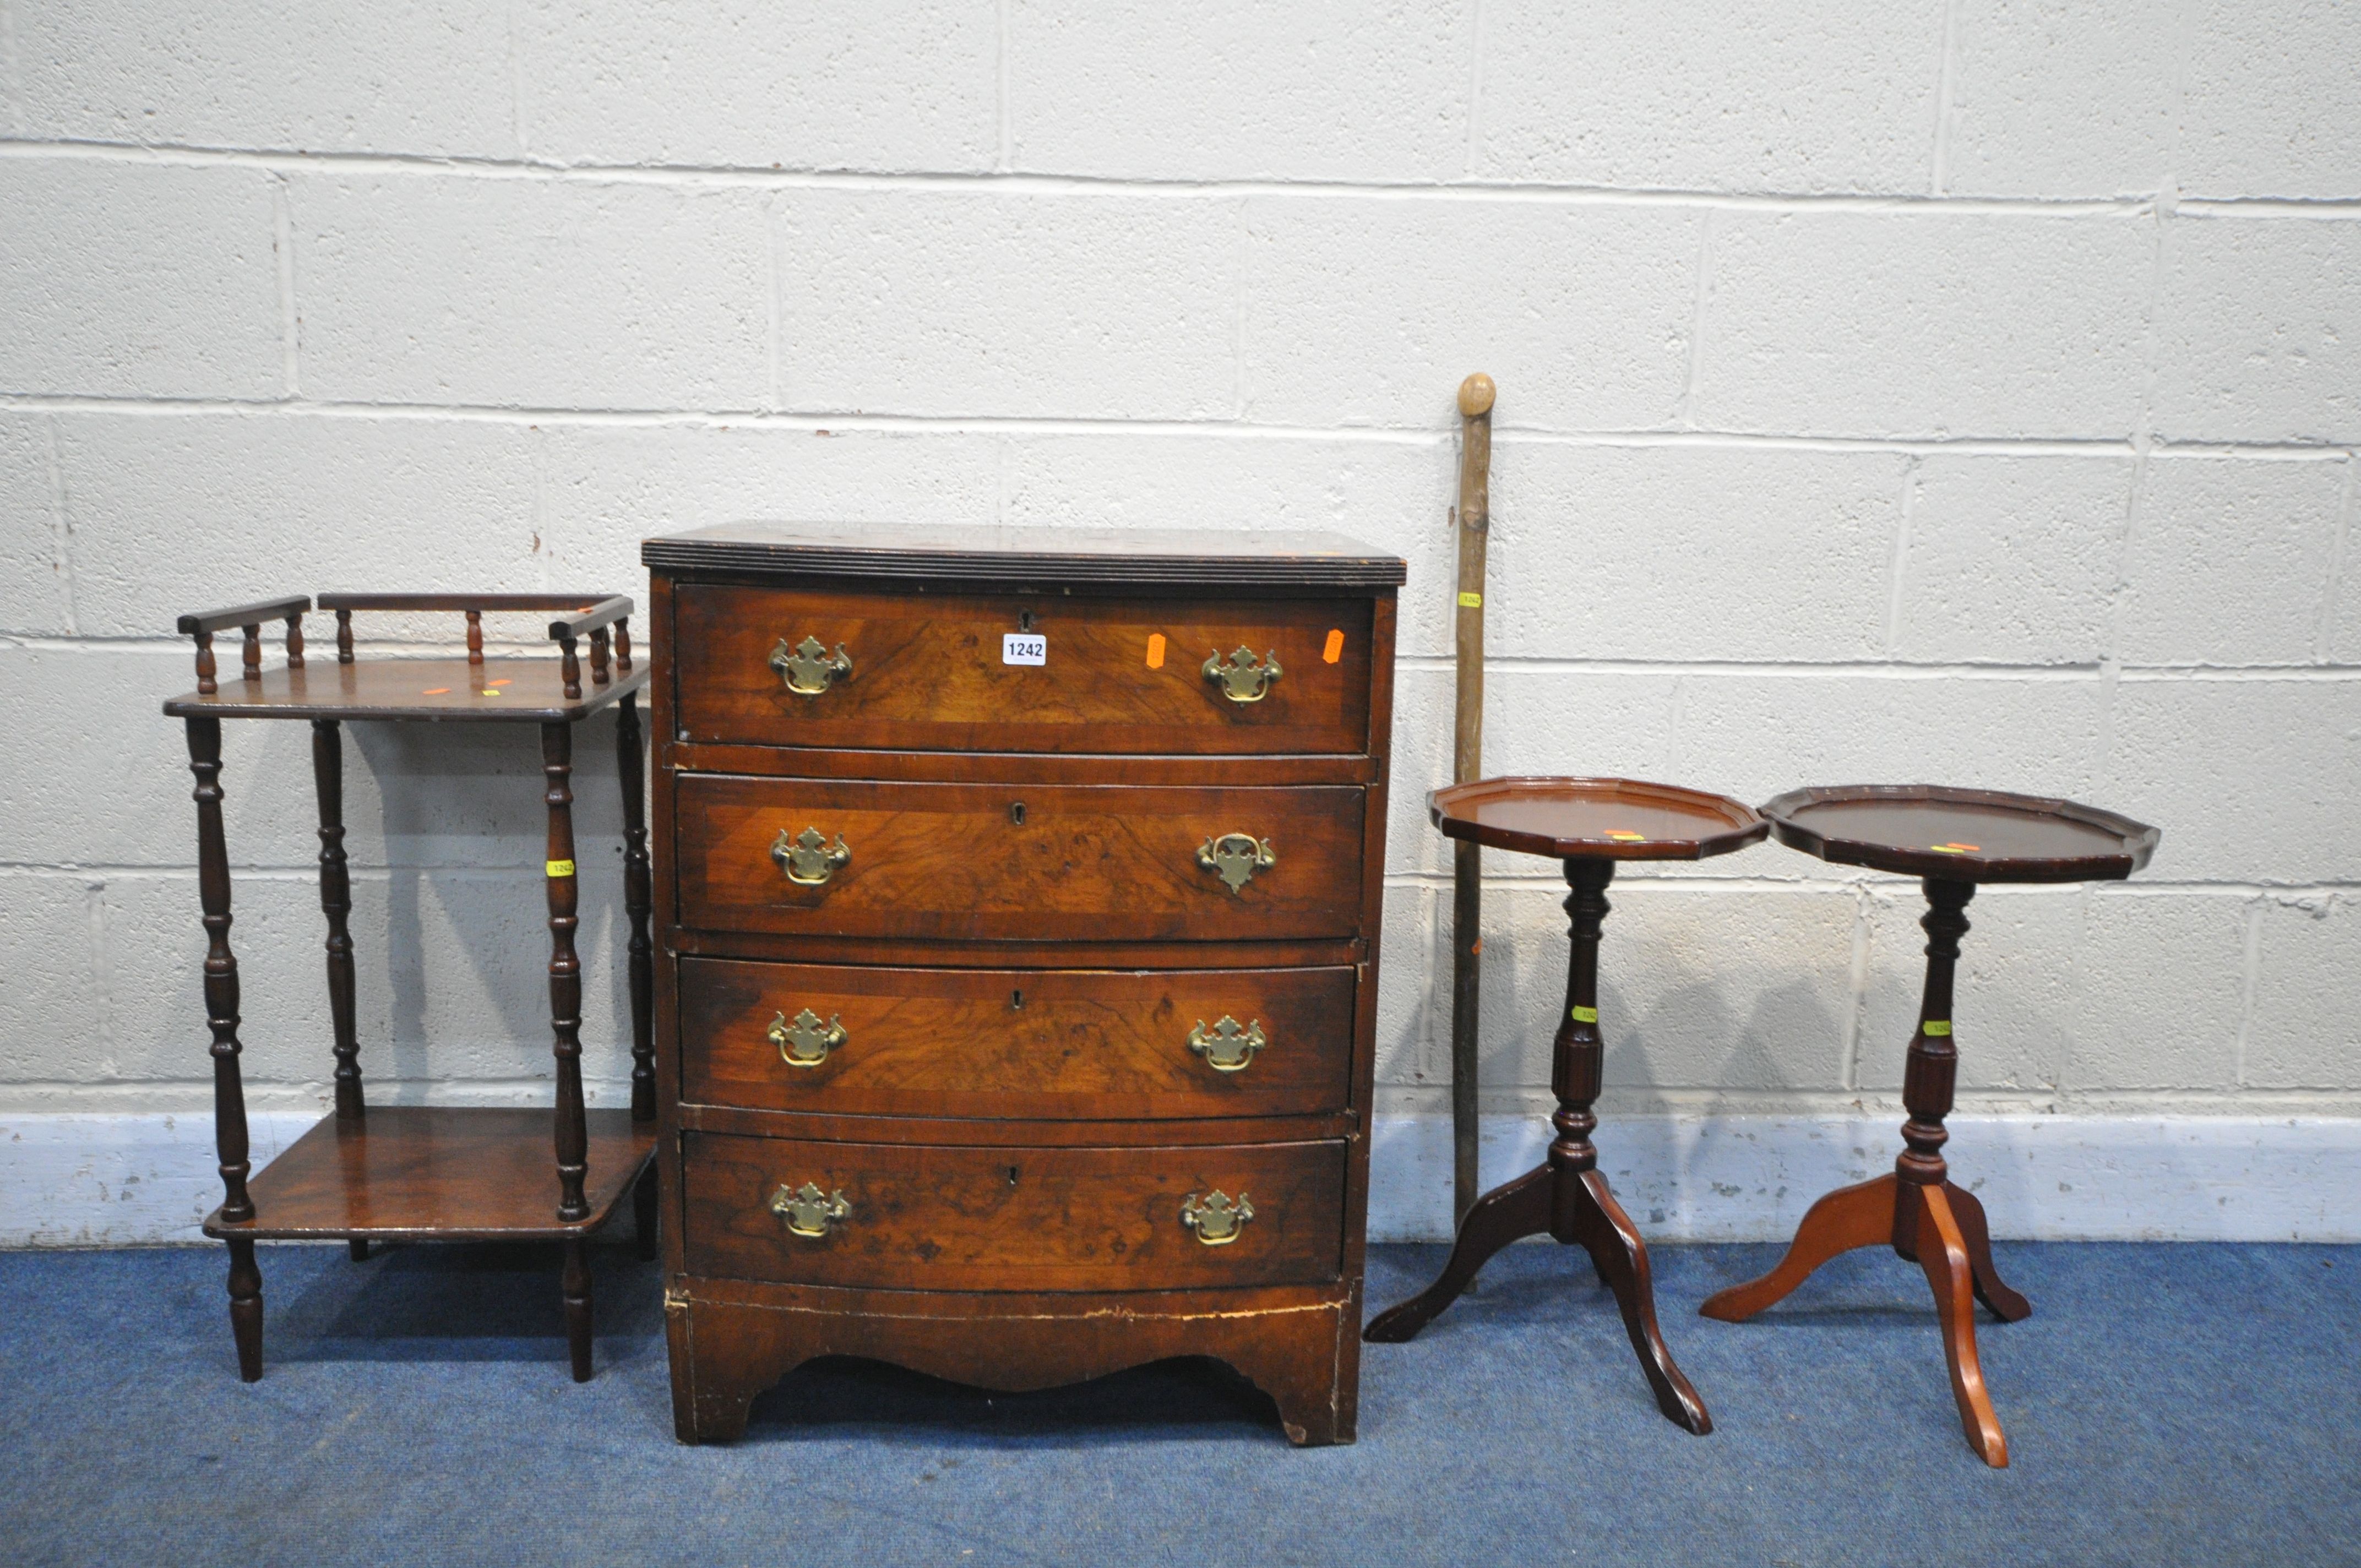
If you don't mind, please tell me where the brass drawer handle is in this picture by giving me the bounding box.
[1196,832,1275,894]
[769,634,853,696]
[1188,1015,1266,1073]
[769,1181,851,1238]
[1203,646,1281,703]
[773,826,851,885]
[769,1008,846,1068]
[1180,1190,1255,1246]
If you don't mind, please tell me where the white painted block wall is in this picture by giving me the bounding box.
[2,1,2357,1245]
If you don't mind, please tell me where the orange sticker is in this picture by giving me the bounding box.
[1323,629,1345,664]
[422,687,450,695]
[489,678,512,687]
[1469,939,1482,956]
[1145,634,1166,669]
[1930,842,1981,854]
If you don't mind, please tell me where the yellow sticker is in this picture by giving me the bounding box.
[1456,591,1482,608]
[1923,1020,1952,1036]
[1606,830,1647,842]
[1144,633,1166,669]
[1929,842,1979,854]
[1571,1005,1598,1023]
[546,859,575,878]
[482,689,501,697]
[1322,629,1345,664]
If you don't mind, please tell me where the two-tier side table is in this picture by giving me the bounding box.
[164,593,660,1382]
[1700,784,2159,1466]
[1365,776,1770,1434]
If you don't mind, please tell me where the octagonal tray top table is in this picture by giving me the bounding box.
[1700,784,2159,1467]
[1364,777,1769,1435]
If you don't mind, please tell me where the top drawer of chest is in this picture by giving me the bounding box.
[671,585,1374,756]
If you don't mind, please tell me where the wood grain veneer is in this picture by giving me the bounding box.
[648,523,1401,1446]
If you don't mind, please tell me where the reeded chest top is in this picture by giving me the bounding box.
[643,521,1404,1447]
[642,520,1409,588]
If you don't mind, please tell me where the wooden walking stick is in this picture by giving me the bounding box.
[1450,373,1494,1225]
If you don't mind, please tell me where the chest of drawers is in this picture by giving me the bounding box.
[644,522,1402,1445]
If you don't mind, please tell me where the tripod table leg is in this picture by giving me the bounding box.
[1917,1183,2009,1467]
[1942,1182,2032,1322]
[1698,1173,1898,1322]
[1362,1166,1551,1343]
[1568,1169,1711,1434]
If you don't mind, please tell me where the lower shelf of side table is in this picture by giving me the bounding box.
[203,1106,657,1242]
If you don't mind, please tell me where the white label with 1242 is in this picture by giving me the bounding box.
[1002,633,1047,666]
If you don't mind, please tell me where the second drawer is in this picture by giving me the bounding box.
[680,957,1357,1120]
[675,775,1368,941]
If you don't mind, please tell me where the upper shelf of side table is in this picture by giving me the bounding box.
[161,592,649,722]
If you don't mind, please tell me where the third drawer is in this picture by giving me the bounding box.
[679,957,1357,1120]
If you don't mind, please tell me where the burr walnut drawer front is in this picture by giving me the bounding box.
[681,1131,1347,1292]
[679,957,1357,1120]
[671,585,1373,756]
[674,776,1367,942]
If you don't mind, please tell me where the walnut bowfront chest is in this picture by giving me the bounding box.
[644,522,1402,1445]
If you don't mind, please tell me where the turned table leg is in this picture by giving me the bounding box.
[562,1238,594,1384]
[311,718,373,1264]
[541,721,595,1381]
[1699,876,2028,1467]
[187,716,264,1381]
[617,692,656,1127]
[618,692,660,1262]
[1367,859,1711,1434]
[314,718,363,1124]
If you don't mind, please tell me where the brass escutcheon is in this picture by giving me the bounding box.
[768,1008,846,1069]
[1196,832,1275,894]
[1180,1190,1255,1245]
[1203,646,1281,703]
[769,1180,851,1238]
[769,634,853,696]
[773,826,851,886]
[1187,1015,1266,1073]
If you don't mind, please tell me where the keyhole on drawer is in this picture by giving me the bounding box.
[1007,1165,1021,1186]
[1010,988,1024,1010]
[1010,801,1026,825]
[1018,609,1035,633]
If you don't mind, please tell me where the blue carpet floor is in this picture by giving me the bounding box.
[2,1240,2356,1565]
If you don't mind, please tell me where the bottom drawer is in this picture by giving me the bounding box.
[682,1131,1346,1293]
